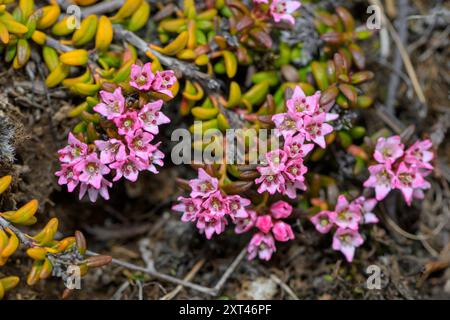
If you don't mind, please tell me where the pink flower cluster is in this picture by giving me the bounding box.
[56,63,174,202]
[172,169,296,261]
[172,168,253,239]
[273,86,338,148]
[310,195,379,262]
[255,86,338,199]
[129,63,176,97]
[253,0,302,25]
[363,136,433,206]
[247,201,295,261]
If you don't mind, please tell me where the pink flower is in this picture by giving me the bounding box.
[138,100,170,134]
[286,86,319,117]
[95,139,126,164]
[114,111,142,137]
[333,195,362,230]
[130,63,154,91]
[270,200,292,219]
[172,196,202,222]
[227,195,251,219]
[234,210,257,234]
[255,166,285,195]
[412,180,431,200]
[256,215,273,234]
[332,228,364,262]
[393,162,425,206]
[202,191,229,217]
[281,179,306,199]
[284,158,307,183]
[283,134,314,159]
[152,70,176,97]
[196,212,227,239]
[265,149,288,173]
[58,133,88,164]
[189,168,219,198]
[404,139,433,169]
[75,153,110,189]
[373,136,404,164]
[125,129,155,159]
[301,113,334,149]
[253,0,269,3]
[110,155,147,182]
[146,147,165,174]
[247,232,276,261]
[352,196,379,224]
[363,163,395,201]
[272,221,295,242]
[94,88,125,120]
[310,210,336,234]
[270,0,301,25]
[79,178,112,202]
[55,164,80,192]
[272,112,299,138]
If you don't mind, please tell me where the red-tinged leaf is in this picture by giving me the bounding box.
[75,231,87,254]
[239,170,260,180]
[16,39,30,66]
[281,64,300,82]
[349,43,365,69]
[236,46,250,64]
[320,85,339,109]
[250,28,272,48]
[237,164,258,172]
[333,52,348,76]
[193,44,211,56]
[236,15,253,32]
[326,60,336,83]
[62,288,73,300]
[221,181,254,194]
[317,12,337,27]
[320,32,344,44]
[226,0,250,15]
[351,71,374,84]
[86,255,112,268]
[311,61,329,90]
[347,145,369,161]
[336,6,355,31]
[339,84,357,105]
[338,73,350,83]
[338,47,352,68]
[336,93,350,109]
[257,115,274,124]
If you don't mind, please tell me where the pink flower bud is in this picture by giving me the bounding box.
[272,221,295,242]
[255,215,273,234]
[270,200,293,219]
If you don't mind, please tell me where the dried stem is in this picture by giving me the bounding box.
[0,216,34,247]
[160,259,205,300]
[86,247,247,297]
[385,0,409,114]
[45,35,72,53]
[79,0,124,16]
[369,0,427,105]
